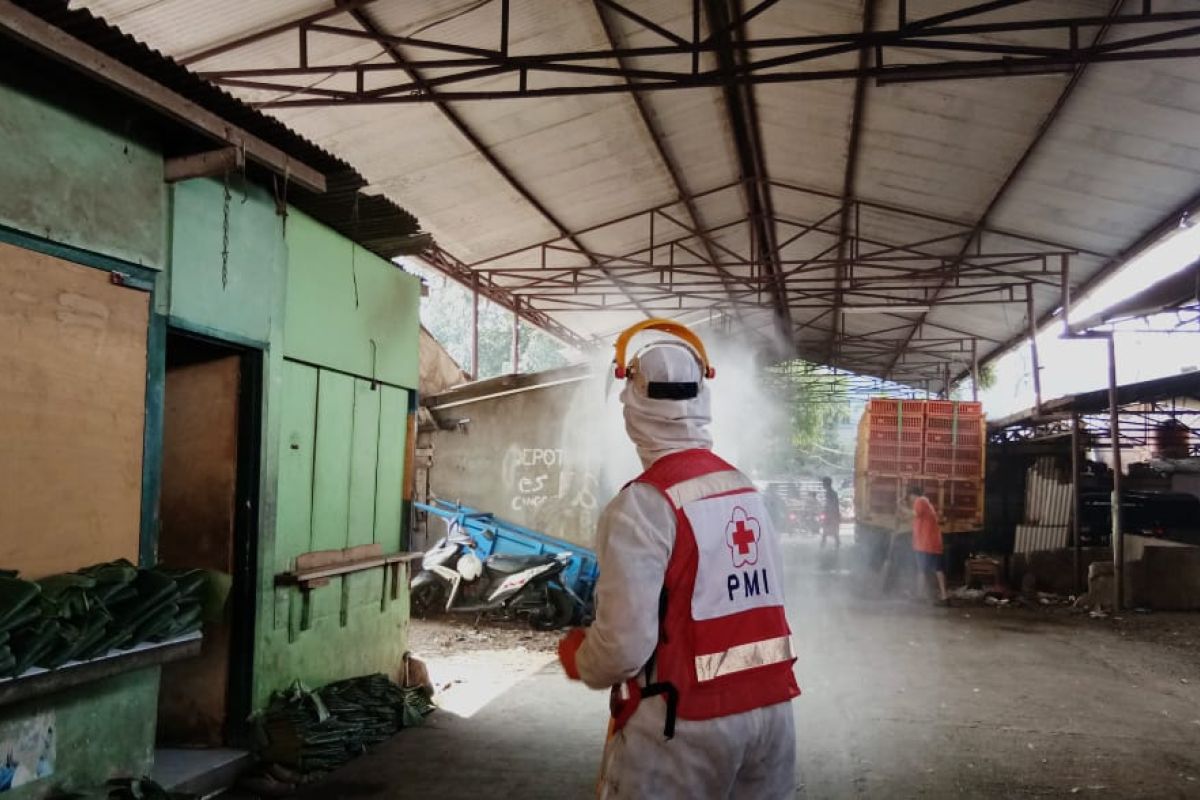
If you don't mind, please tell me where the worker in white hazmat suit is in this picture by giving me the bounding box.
[557,319,799,799]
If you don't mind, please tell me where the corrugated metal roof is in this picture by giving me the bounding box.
[55,0,1200,382]
[13,0,422,261]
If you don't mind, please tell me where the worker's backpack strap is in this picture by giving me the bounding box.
[609,587,679,740]
[641,586,678,739]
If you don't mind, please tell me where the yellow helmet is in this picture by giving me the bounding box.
[612,318,715,381]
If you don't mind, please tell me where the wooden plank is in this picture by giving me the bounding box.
[157,355,239,746]
[348,379,381,547]
[312,371,354,552]
[276,362,318,572]
[374,386,407,551]
[0,240,148,578]
[0,1,326,193]
[0,633,201,709]
[295,543,383,572]
[164,147,243,182]
[311,370,354,621]
[275,361,317,632]
[276,551,422,585]
[349,379,383,608]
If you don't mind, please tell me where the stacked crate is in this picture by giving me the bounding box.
[857,398,986,533]
[923,400,984,528]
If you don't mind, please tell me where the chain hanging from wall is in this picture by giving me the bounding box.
[220,168,232,290]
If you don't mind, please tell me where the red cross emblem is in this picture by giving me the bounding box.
[725,507,761,568]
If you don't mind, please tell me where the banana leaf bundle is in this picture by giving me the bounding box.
[0,576,41,632]
[106,570,180,650]
[254,673,435,776]
[79,560,138,604]
[9,617,62,675]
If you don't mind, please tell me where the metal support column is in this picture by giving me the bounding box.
[1071,412,1083,595]
[1106,334,1124,610]
[471,273,480,380]
[971,338,980,402]
[511,298,521,374]
[1027,287,1042,413]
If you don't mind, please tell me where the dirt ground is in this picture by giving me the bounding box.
[405,614,561,718]
[263,534,1200,798]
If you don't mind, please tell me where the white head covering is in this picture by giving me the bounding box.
[619,342,713,468]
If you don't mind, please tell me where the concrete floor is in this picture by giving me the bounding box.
[283,536,1200,799]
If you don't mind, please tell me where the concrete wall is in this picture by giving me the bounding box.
[0,72,166,798]
[427,373,640,549]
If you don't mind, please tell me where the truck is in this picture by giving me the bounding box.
[854,399,986,564]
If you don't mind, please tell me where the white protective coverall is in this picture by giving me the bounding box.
[574,343,797,799]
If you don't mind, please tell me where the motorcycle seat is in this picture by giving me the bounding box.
[486,553,558,574]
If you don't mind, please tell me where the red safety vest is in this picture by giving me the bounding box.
[611,449,799,736]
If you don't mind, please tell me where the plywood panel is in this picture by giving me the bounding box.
[373,386,408,553]
[0,240,148,578]
[157,355,239,746]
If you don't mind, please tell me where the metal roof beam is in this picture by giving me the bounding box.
[419,245,588,349]
[886,0,1124,381]
[829,0,878,368]
[179,0,379,66]
[220,6,1200,105]
[702,0,790,331]
[349,7,656,322]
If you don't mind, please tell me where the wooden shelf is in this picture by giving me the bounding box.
[275,552,423,589]
[274,548,424,639]
[0,632,202,708]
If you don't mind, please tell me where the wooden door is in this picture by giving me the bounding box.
[156,354,240,746]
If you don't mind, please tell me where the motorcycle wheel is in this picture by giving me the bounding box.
[528,587,575,631]
[410,582,446,619]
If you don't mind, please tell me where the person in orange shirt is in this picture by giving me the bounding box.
[906,485,948,603]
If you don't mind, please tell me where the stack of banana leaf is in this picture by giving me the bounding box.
[254,675,435,776]
[0,561,219,679]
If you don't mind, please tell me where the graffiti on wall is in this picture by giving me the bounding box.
[504,446,598,514]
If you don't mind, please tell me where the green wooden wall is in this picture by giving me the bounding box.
[258,362,410,704]
[0,76,166,797]
[168,178,285,344]
[283,210,420,387]
[253,212,419,706]
[0,79,166,270]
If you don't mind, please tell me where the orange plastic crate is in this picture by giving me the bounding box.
[870,413,925,430]
[952,462,982,478]
[925,445,954,461]
[924,459,954,477]
[868,398,900,415]
[869,428,924,445]
[926,416,981,435]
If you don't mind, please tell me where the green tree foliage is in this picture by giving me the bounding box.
[763,361,854,476]
[405,261,576,378]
